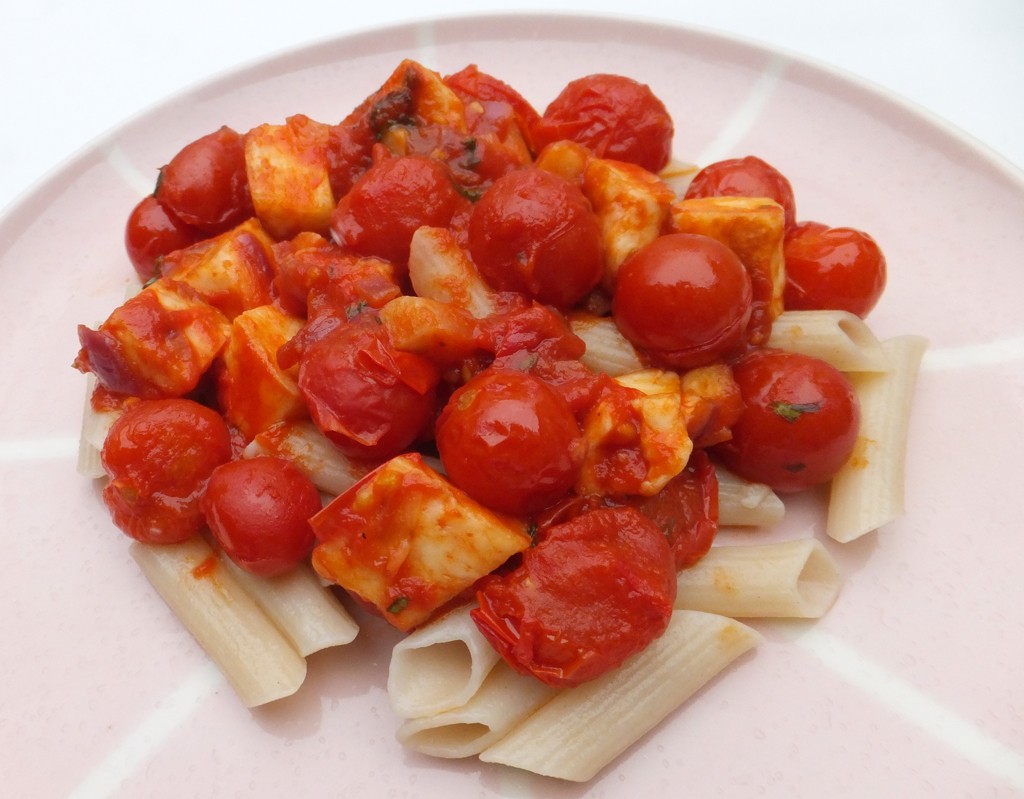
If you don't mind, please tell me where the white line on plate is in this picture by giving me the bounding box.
[65,661,223,799]
[922,335,1024,370]
[0,437,79,461]
[694,54,789,167]
[776,623,1024,791]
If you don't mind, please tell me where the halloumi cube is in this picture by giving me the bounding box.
[245,114,336,239]
[310,453,532,632]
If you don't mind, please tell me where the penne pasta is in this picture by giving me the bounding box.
[130,537,307,708]
[674,538,841,618]
[242,420,375,497]
[388,604,502,719]
[715,463,786,527]
[767,310,888,372]
[827,335,929,542]
[479,610,760,782]
[76,374,121,479]
[568,313,645,376]
[396,660,557,759]
[219,557,359,657]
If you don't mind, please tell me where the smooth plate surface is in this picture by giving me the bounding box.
[1,13,1022,798]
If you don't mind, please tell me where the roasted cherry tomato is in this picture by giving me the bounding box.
[444,63,542,151]
[330,154,467,276]
[685,156,797,231]
[467,167,603,308]
[531,74,674,173]
[471,506,676,687]
[712,349,860,492]
[297,315,440,460]
[124,195,202,282]
[783,221,887,317]
[613,233,752,369]
[202,456,321,576]
[155,126,253,235]
[101,398,232,544]
[627,449,719,569]
[436,369,586,516]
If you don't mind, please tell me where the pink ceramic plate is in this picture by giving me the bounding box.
[2,13,1022,798]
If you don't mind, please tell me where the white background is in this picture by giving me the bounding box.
[1,0,1022,217]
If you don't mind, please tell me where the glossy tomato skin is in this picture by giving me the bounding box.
[685,156,797,231]
[101,398,233,544]
[330,154,467,276]
[155,126,253,235]
[712,349,860,492]
[783,221,887,317]
[532,74,674,173]
[436,369,586,516]
[471,506,676,687]
[467,167,603,308]
[202,456,321,576]
[297,315,440,460]
[612,233,753,369]
[628,449,719,569]
[124,195,203,283]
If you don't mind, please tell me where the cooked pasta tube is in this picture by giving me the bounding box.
[715,463,786,527]
[767,310,888,372]
[388,604,502,719]
[827,335,928,542]
[674,539,841,618]
[568,313,645,376]
[130,538,307,707]
[76,374,121,479]
[243,420,374,497]
[396,661,557,759]
[219,557,359,657]
[479,611,760,782]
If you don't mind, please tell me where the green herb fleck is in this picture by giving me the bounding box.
[770,401,822,423]
[387,596,409,614]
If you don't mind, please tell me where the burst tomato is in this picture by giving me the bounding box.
[612,233,752,369]
[297,315,440,460]
[202,456,321,576]
[101,398,232,544]
[124,195,203,282]
[783,221,887,317]
[531,73,674,172]
[330,154,467,276]
[712,349,860,492]
[155,126,253,235]
[436,369,586,516]
[467,167,603,308]
[471,506,676,687]
[685,156,797,231]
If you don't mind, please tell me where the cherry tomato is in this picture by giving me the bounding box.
[531,74,674,172]
[436,369,586,516]
[124,195,202,282]
[627,449,719,569]
[330,154,467,276]
[612,233,753,369]
[202,456,321,576]
[471,505,676,687]
[467,167,603,308]
[783,221,887,317]
[711,349,860,492]
[684,156,797,231]
[101,399,232,544]
[155,126,253,235]
[444,63,542,150]
[297,316,440,460]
